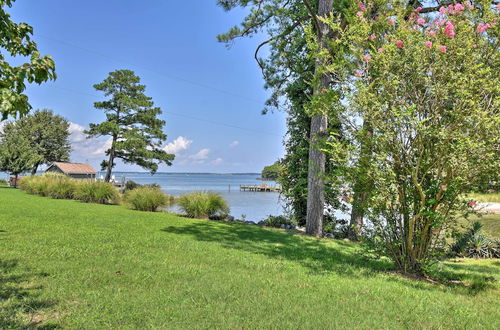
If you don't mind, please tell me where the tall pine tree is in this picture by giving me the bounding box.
[86,69,174,182]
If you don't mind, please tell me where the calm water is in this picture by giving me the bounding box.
[113,172,284,222]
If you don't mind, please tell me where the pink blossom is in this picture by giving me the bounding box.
[425,41,433,48]
[469,201,477,208]
[441,185,447,191]
[416,6,422,12]
[466,1,474,9]
[389,18,395,25]
[359,2,366,11]
[477,23,491,33]
[369,34,376,40]
[377,47,384,53]
[497,3,500,10]
[321,88,327,94]
[455,3,465,11]
[417,17,426,25]
[396,40,403,48]
[439,45,447,53]
[363,54,372,62]
[357,11,364,19]
[354,69,363,77]
[439,6,447,15]
[444,21,455,37]
[428,30,437,37]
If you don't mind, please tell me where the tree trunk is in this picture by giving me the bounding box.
[306,0,333,237]
[104,136,117,182]
[14,173,18,188]
[31,162,39,176]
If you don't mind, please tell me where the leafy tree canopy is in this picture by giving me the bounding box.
[86,69,174,182]
[0,0,56,120]
[1,109,71,175]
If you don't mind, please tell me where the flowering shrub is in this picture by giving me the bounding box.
[309,0,499,273]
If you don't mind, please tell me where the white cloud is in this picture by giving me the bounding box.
[69,122,112,160]
[210,157,223,165]
[229,140,239,148]
[163,136,193,155]
[189,148,210,161]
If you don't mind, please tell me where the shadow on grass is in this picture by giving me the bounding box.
[162,220,499,295]
[0,259,60,329]
[161,220,393,277]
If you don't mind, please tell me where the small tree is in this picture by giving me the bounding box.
[86,69,174,182]
[9,109,71,175]
[314,1,499,273]
[0,132,41,186]
[0,0,56,120]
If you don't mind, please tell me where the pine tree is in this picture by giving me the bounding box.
[86,70,174,182]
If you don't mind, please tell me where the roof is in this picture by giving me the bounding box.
[48,162,98,175]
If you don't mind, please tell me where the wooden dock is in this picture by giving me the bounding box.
[240,184,281,192]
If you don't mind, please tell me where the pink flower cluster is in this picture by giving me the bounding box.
[359,2,366,11]
[396,40,403,48]
[444,21,455,37]
[439,3,466,15]
[477,22,491,33]
[363,54,372,62]
[425,41,433,49]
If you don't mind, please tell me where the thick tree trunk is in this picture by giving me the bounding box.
[306,0,333,237]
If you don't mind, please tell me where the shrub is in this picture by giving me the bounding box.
[124,180,141,192]
[19,175,51,196]
[261,215,293,228]
[452,222,499,258]
[75,181,120,205]
[47,176,80,199]
[0,179,7,186]
[177,192,229,219]
[125,187,173,212]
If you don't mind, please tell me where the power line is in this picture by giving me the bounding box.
[38,35,265,105]
[49,85,281,137]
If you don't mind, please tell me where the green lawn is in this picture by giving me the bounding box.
[467,192,500,203]
[1,188,499,329]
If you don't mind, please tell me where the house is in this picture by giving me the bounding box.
[45,162,98,180]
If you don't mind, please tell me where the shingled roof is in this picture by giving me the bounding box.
[49,162,98,174]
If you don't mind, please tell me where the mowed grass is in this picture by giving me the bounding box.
[467,192,500,203]
[470,213,500,237]
[1,188,499,329]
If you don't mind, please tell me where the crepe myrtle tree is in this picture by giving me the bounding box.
[313,1,499,273]
[86,70,174,182]
[0,0,56,120]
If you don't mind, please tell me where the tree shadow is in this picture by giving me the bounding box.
[161,220,393,277]
[0,259,60,329]
[161,220,499,295]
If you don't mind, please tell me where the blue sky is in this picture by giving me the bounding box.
[7,0,286,173]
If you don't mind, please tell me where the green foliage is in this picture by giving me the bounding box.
[125,186,173,212]
[0,0,56,120]
[3,109,71,174]
[261,161,284,180]
[0,179,7,186]
[310,1,499,273]
[0,129,42,180]
[86,70,174,181]
[75,181,120,205]
[19,173,77,199]
[124,180,141,192]
[261,215,294,228]
[452,222,499,259]
[177,191,229,219]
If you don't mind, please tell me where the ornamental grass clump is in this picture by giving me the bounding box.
[177,191,229,219]
[75,181,120,205]
[125,186,173,212]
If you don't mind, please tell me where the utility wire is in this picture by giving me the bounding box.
[49,85,281,137]
[38,35,265,105]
